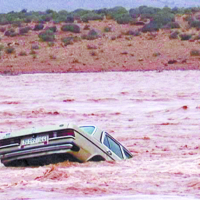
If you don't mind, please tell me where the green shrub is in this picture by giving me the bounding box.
[19,26,31,35]
[140,21,160,32]
[116,14,133,24]
[190,20,200,29]
[70,9,90,17]
[4,29,17,37]
[5,47,15,54]
[45,26,57,32]
[61,37,74,46]
[65,16,74,23]
[81,12,104,22]
[162,22,180,29]
[12,21,22,27]
[0,17,9,25]
[0,44,4,51]
[190,49,200,56]
[61,23,80,33]
[48,42,55,47]
[24,18,32,23]
[152,11,175,27]
[42,15,52,22]
[179,33,192,41]
[38,30,55,42]
[169,31,179,39]
[107,6,128,19]
[61,36,81,46]
[82,29,100,40]
[104,26,111,32]
[33,24,44,31]
[126,30,141,36]
[129,8,140,18]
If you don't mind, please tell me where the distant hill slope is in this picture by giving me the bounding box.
[0,0,200,13]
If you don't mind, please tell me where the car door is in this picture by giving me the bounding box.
[102,132,124,160]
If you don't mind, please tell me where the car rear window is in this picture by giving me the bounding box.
[79,126,95,135]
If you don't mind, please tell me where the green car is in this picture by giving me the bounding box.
[0,123,132,166]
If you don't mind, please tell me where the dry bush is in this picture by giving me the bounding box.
[19,51,27,56]
[5,47,15,54]
[190,49,200,56]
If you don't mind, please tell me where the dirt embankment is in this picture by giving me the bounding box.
[0,19,200,75]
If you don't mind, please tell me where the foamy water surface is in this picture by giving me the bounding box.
[0,71,200,200]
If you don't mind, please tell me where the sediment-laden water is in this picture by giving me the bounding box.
[0,71,200,200]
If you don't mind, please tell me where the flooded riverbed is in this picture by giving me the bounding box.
[0,71,200,199]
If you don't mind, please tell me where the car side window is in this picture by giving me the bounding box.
[103,134,110,148]
[123,148,132,159]
[103,133,123,159]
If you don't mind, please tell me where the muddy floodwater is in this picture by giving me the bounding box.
[0,71,200,200]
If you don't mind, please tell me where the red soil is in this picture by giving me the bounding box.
[0,19,200,75]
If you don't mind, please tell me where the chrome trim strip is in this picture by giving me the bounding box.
[0,143,19,149]
[49,136,74,141]
[3,144,73,159]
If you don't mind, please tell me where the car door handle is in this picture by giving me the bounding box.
[107,150,112,156]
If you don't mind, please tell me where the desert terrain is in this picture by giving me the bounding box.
[0,15,200,74]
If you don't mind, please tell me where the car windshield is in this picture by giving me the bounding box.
[79,126,95,135]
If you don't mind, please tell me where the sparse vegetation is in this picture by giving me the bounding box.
[30,49,37,55]
[31,44,40,50]
[82,29,100,40]
[49,54,56,59]
[162,22,180,29]
[4,29,17,37]
[61,23,80,33]
[90,50,98,56]
[83,25,90,30]
[0,44,4,51]
[87,44,97,49]
[5,47,15,54]
[140,21,160,32]
[45,26,57,32]
[126,30,141,36]
[104,26,111,32]
[0,27,6,32]
[189,20,200,29]
[61,37,74,46]
[48,42,55,47]
[153,52,161,57]
[19,26,31,35]
[38,30,55,42]
[34,24,44,31]
[19,51,27,56]
[179,33,192,40]
[0,6,200,73]
[116,13,133,24]
[81,12,104,22]
[190,49,200,56]
[169,31,179,39]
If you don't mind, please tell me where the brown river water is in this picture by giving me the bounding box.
[0,71,200,200]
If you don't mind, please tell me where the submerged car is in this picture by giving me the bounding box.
[0,123,132,166]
